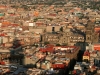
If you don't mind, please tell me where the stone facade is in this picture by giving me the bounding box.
[42,33,61,44]
[42,31,84,46]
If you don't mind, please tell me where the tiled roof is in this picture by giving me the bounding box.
[83,51,90,56]
[51,64,66,69]
[2,21,11,26]
[36,22,44,26]
[11,24,19,27]
[0,33,7,36]
[22,26,29,30]
[39,47,54,52]
[9,13,16,16]
[0,5,7,9]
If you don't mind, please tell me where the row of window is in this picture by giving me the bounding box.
[46,36,58,38]
[48,39,58,41]
[70,40,84,42]
[70,37,84,39]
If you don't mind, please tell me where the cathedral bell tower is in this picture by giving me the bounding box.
[86,20,95,44]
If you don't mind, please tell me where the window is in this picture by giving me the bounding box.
[52,27,55,32]
[87,36,90,40]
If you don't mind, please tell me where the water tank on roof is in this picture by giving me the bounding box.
[29,23,34,26]
[19,28,22,31]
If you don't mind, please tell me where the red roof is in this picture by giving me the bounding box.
[92,66,96,69]
[55,46,76,48]
[36,22,44,26]
[83,51,90,56]
[0,33,7,36]
[0,61,5,65]
[22,26,29,30]
[72,70,76,74]
[0,17,4,20]
[95,27,100,31]
[52,64,66,69]
[94,44,100,50]
[10,13,16,16]
[40,45,80,53]
[39,47,54,52]
[11,24,19,27]
[2,21,11,26]
[49,13,56,16]
[2,43,5,47]
[40,44,54,52]
[0,5,7,9]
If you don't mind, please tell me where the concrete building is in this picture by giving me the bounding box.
[24,56,39,65]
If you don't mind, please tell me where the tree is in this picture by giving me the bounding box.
[60,27,63,32]
[34,18,38,22]
[35,45,38,48]
[11,5,19,9]
[44,41,50,45]
[62,43,67,46]
[47,18,53,21]
[21,5,29,11]
[56,44,61,46]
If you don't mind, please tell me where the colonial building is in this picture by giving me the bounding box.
[42,30,85,46]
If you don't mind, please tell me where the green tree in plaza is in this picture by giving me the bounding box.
[44,41,50,45]
[60,27,63,32]
[62,43,67,46]
[56,44,61,46]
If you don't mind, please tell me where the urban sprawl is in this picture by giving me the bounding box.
[0,0,100,75]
